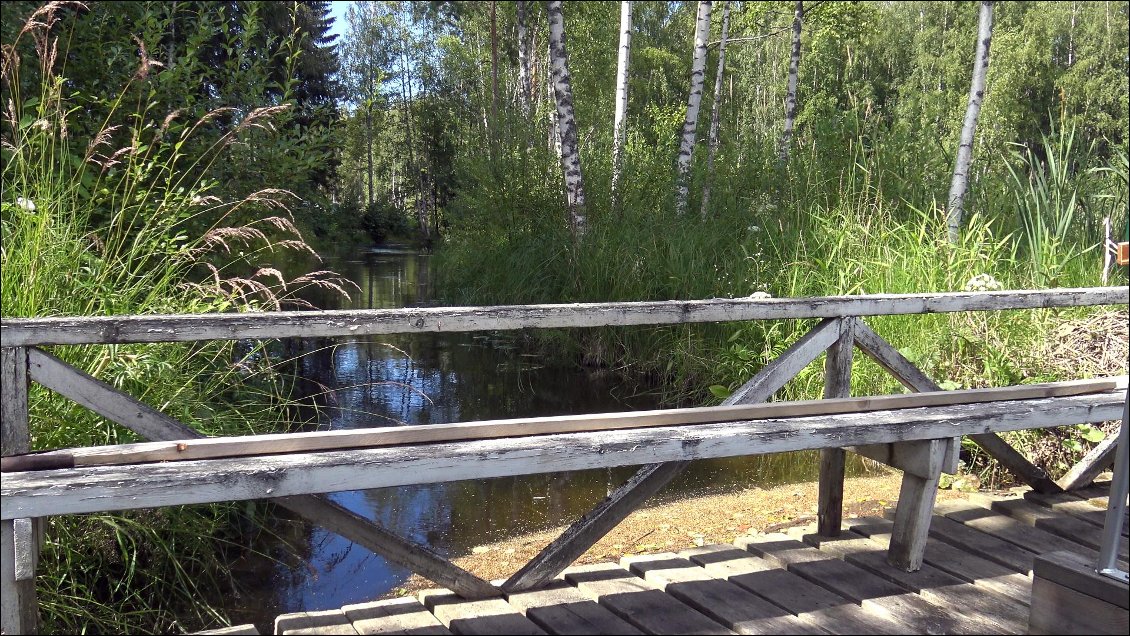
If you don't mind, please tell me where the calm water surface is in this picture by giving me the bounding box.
[227,245,862,628]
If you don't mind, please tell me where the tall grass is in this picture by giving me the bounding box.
[2,5,348,633]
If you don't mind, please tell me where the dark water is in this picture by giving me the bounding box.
[227,246,862,628]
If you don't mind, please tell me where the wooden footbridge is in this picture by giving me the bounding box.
[2,286,1128,634]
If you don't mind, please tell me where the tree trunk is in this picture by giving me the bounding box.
[611,1,632,208]
[546,41,560,158]
[546,0,587,240]
[517,1,532,117]
[946,1,993,244]
[700,1,731,219]
[779,1,803,164]
[674,0,711,216]
[490,1,499,130]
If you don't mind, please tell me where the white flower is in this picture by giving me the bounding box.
[16,197,36,212]
[748,291,772,300]
[964,273,1001,292]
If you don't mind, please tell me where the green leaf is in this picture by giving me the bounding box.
[709,385,732,399]
[1077,424,1106,444]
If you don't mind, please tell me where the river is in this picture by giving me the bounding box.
[226,245,861,628]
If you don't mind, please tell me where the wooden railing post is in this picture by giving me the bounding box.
[818,318,854,536]
[2,347,38,635]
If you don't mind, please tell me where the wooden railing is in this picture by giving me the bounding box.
[1,286,1128,634]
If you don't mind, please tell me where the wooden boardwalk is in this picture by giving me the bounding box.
[230,482,1128,635]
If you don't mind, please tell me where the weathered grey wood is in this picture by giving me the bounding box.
[972,493,1130,559]
[193,624,260,635]
[849,516,1031,605]
[937,502,1111,564]
[23,349,497,598]
[970,430,1063,493]
[504,580,643,635]
[562,563,735,635]
[739,533,995,635]
[502,319,840,592]
[1024,489,1129,536]
[30,372,1117,471]
[1057,426,1121,491]
[419,589,545,635]
[886,438,946,571]
[1033,549,1129,609]
[893,510,1038,573]
[1029,576,1130,635]
[342,597,451,635]
[621,552,823,634]
[275,609,358,635]
[681,544,912,635]
[818,318,854,537]
[4,287,1125,347]
[5,391,1126,520]
[799,531,1028,634]
[1,346,36,636]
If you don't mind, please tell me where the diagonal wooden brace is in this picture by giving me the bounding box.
[26,347,498,599]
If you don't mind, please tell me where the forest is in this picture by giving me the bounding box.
[1,0,1128,633]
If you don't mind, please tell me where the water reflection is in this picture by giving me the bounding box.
[231,245,866,626]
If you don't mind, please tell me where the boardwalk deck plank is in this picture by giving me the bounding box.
[1023,490,1129,536]
[341,597,452,635]
[796,530,1028,634]
[419,590,545,635]
[275,609,359,635]
[937,502,1106,560]
[680,545,910,635]
[504,580,643,635]
[974,494,1130,559]
[563,563,735,635]
[738,533,1001,635]
[848,517,1031,605]
[620,553,824,635]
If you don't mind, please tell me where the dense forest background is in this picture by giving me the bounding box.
[2,1,1128,633]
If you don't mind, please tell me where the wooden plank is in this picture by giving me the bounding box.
[275,609,359,635]
[1029,576,1130,635]
[621,552,823,634]
[194,625,260,635]
[562,563,735,635]
[5,287,1125,347]
[818,319,854,537]
[738,533,993,635]
[937,502,1107,559]
[681,544,912,635]
[799,531,1027,634]
[1057,427,1120,491]
[502,318,840,592]
[1032,549,1129,609]
[13,377,1122,470]
[967,431,1063,494]
[419,589,545,635]
[1,346,37,636]
[5,391,1126,520]
[848,517,1031,606]
[341,597,452,635]
[1023,489,1127,534]
[971,493,1130,559]
[895,510,1038,574]
[504,580,642,635]
[886,438,946,571]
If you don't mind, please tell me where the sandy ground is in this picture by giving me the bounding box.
[385,470,971,596]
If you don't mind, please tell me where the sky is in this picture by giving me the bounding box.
[327,1,354,45]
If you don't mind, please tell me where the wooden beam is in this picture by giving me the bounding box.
[1057,426,1121,492]
[3,287,1125,346]
[500,318,841,592]
[818,318,854,536]
[23,349,496,598]
[5,391,1123,521]
[887,439,946,572]
[1,347,37,635]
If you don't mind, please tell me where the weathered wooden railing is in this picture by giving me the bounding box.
[2,287,1128,634]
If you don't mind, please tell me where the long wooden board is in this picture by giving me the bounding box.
[6,377,1123,472]
[3,287,1125,346]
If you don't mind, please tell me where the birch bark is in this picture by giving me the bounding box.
[517,1,532,117]
[946,1,994,244]
[547,0,587,240]
[674,1,712,216]
[611,1,633,208]
[779,1,803,163]
[700,1,731,219]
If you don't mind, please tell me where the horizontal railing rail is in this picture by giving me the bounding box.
[2,286,1126,346]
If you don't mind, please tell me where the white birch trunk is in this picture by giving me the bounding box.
[610,1,633,207]
[547,42,560,157]
[517,1,532,117]
[779,1,803,163]
[700,1,731,219]
[547,0,587,240]
[674,0,712,216]
[946,1,994,244]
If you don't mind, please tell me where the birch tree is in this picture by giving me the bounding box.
[547,0,587,240]
[779,1,803,163]
[946,1,994,243]
[611,1,633,207]
[517,1,532,117]
[700,0,731,218]
[674,0,712,216]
